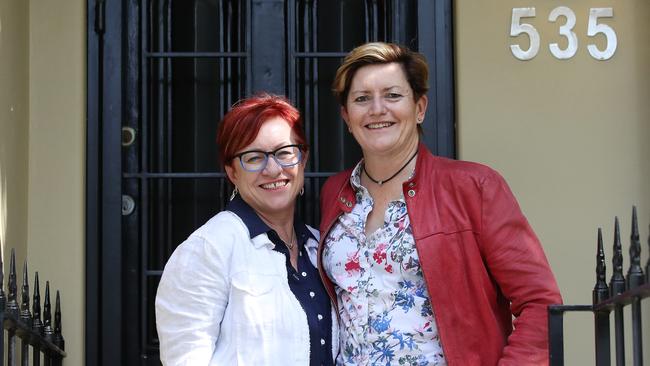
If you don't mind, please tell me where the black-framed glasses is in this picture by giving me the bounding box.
[234,144,304,172]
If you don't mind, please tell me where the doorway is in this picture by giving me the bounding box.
[86,1,454,364]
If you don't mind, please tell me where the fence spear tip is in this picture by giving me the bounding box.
[631,206,639,238]
[22,258,28,280]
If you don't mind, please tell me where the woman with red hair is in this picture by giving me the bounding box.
[156,94,337,365]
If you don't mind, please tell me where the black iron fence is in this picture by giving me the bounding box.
[548,207,650,366]
[0,249,66,365]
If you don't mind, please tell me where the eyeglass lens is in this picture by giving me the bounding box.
[239,145,301,171]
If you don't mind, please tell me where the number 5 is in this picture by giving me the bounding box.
[510,8,540,61]
[587,8,617,60]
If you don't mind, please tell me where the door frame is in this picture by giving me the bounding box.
[86,0,124,364]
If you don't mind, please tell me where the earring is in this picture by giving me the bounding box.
[299,187,305,196]
[229,186,239,201]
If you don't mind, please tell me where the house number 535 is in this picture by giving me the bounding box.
[510,7,617,61]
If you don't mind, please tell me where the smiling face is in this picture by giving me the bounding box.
[342,62,427,157]
[225,117,306,219]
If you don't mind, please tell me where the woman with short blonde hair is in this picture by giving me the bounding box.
[319,42,562,365]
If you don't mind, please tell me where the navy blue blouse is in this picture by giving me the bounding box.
[227,196,334,366]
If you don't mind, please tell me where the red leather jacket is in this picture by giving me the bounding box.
[318,143,562,365]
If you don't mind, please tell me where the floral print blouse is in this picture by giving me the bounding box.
[323,162,447,366]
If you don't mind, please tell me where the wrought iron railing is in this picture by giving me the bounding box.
[0,249,66,365]
[548,207,649,366]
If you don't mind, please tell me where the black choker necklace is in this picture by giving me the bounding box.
[363,149,418,186]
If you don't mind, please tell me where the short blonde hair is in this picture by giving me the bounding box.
[332,42,429,106]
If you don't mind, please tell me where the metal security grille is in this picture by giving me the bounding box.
[87,0,453,364]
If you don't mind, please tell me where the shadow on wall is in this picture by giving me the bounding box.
[1,8,5,261]
[0,163,6,263]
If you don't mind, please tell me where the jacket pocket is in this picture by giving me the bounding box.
[229,271,284,329]
[229,272,286,350]
[231,271,278,296]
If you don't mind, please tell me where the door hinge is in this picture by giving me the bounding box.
[95,0,105,35]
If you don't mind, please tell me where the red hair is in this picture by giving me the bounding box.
[217,94,308,168]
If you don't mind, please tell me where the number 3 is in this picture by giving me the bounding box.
[548,6,577,59]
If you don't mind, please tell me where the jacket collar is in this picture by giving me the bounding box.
[226,195,315,249]
[332,142,438,238]
[336,142,433,200]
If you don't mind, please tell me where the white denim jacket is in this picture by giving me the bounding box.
[155,210,339,365]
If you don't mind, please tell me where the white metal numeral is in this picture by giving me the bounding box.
[510,8,540,61]
[548,6,578,59]
[587,8,617,60]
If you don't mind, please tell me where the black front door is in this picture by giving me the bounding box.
[86,1,454,364]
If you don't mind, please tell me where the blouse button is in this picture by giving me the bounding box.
[317,314,323,320]
[320,338,326,346]
[301,271,307,277]
[309,291,315,298]
[408,182,415,187]
[407,189,416,197]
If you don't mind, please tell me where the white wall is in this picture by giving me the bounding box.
[27,0,85,365]
[0,0,30,282]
